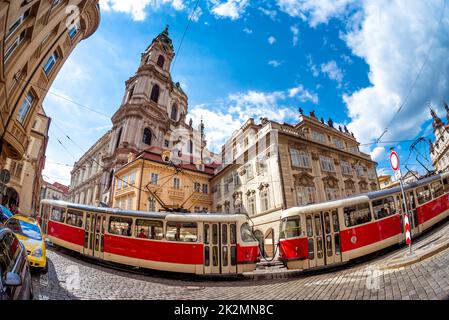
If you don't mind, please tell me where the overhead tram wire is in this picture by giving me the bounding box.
[376,0,447,144]
[170,0,201,73]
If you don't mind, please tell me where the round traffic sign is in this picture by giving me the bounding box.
[390,151,400,171]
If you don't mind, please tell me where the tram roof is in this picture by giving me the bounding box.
[282,172,449,219]
[40,200,248,223]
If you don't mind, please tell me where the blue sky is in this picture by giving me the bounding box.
[42,0,449,185]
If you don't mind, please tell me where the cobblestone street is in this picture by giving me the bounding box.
[32,230,449,300]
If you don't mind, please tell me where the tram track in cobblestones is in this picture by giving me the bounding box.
[41,217,449,285]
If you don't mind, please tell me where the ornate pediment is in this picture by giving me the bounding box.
[323,175,339,188]
[294,173,315,187]
[258,183,269,191]
[246,189,256,197]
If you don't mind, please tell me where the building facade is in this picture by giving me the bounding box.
[0,0,100,167]
[69,26,214,206]
[211,112,379,257]
[112,147,215,213]
[41,180,68,202]
[430,103,449,172]
[1,105,50,214]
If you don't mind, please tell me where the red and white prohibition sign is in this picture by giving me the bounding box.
[390,150,411,245]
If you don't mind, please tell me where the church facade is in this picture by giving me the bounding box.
[430,102,449,173]
[69,27,212,207]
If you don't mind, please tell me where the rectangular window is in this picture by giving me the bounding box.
[356,165,365,177]
[129,172,136,186]
[233,172,241,187]
[117,179,122,190]
[4,30,26,62]
[51,207,65,223]
[44,51,60,75]
[202,184,208,194]
[194,182,201,192]
[312,131,326,143]
[68,21,81,39]
[66,210,84,228]
[148,196,156,211]
[173,177,180,189]
[416,185,432,205]
[17,92,34,124]
[320,156,336,172]
[341,160,352,175]
[246,164,254,180]
[334,138,344,150]
[260,190,270,212]
[166,222,198,242]
[296,186,316,206]
[248,196,256,215]
[5,9,30,40]
[135,219,163,240]
[150,173,158,185]
[372,197,397,220]
[343,203,372,227]
[291,149,311,168]
[109,217,132,237]
[431,181,444,198]
[280,217,301,239]
[126,197,134,210]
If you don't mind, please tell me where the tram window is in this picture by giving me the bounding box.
[66,210,83,228]
[326,235,333,257]
[222,247,228,266]
[166,222,198,242]
[109,217,133,237]
[241,222,257,242]
[280,217,301,239]
[212,224,218,245]
[372,197,397,220]
[135,220,163,240]
[231,246,237,266]
[431,181,444,198]
[343,203,372,227]
[416,185,432,205]
[443,178,449,193]
[204,224,210,244]
[314,215,322,236]
[335,235,341,255]
[308,239,314,259]
[51,207,65,223]
[230,224,237,245]
[222,224,228,245]
[306,216,313,237]
[212,246,219,266]
[332,211,340,232]
[204,247,210,267]
[324,213,331,234]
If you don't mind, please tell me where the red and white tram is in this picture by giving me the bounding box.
[279,172,449,270]
[39,200,259,275]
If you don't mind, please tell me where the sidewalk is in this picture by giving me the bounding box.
[379,220,449,270]
[243,219,449,280]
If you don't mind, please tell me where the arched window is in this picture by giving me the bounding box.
[157,55,165,68]
[150,84,160,103]
[143,128,152,145]
[171,103,178,121]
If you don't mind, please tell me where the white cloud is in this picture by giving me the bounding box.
[290,24,299,46]
[321,60,344,86]
[307,54,320,77]
[243,27,253,34]
[341,0,449,148]
[268,60,283,67]
[288,85,319,104]
[258,7,278,20]
[99,0,185,21]
[268,36,276,45]
[370,146,386,163]
[190,6,203,22]
[210,0,249,20]
[276,0,356,27]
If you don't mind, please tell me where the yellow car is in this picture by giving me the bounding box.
[5,215,47,273]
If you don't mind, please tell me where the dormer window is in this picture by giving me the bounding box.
[171,103,178,121]
[157,55,165,68]
[150,84,160,103]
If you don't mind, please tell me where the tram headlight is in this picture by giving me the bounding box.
[32,248,43,258]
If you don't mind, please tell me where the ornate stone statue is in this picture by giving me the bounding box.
[310,110,316,119]
[328,118,334,128]
[299,107,304,115]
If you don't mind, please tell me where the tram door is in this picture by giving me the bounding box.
[407,191,420,236]
[306,211,342,268]
[84,214,105,258]
[203,222,237,274]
